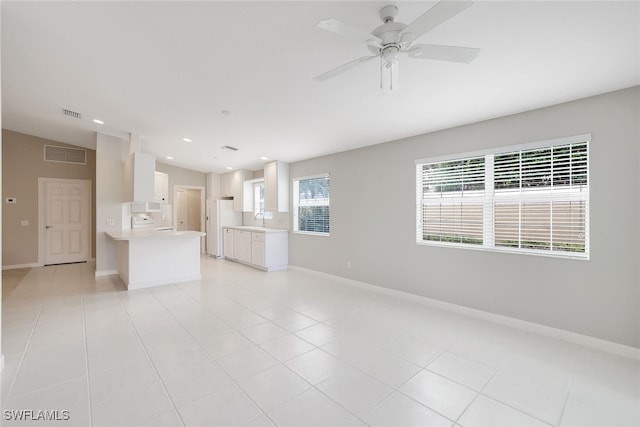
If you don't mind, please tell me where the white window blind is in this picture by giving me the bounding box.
[419,156,485,245]
[416,136,589,258]
[293,175,330,234]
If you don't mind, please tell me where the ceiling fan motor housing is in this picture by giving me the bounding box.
[379,5,398,23]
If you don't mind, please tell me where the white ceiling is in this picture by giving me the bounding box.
[2,1,638,173]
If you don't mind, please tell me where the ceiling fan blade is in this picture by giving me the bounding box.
[406,44,480,63]
[401,0,473,41]
[313,55,379,82]
[317,18,381,47]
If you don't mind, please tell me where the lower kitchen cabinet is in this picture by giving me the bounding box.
[233,230,252,264]
[223,227,235,258]
[251,232,266,267]
[223,227,288,271]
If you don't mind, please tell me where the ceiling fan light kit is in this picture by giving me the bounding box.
[314,0,480,92]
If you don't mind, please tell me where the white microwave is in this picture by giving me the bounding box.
[131,201,162,213]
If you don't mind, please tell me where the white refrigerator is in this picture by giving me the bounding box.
[206,199,242,258]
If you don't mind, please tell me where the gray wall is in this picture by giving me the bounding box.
[289,86,640,349]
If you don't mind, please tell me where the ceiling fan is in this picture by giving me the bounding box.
[314,0,480,92]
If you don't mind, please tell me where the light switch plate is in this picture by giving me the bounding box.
[6,197,16,204]
[20,220,29,226]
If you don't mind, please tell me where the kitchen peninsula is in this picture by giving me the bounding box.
[106,229,205,290]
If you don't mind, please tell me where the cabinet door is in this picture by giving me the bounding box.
[264,161,289,212]
[154,171,169,202]
[251,232,265,267]
[264,161,278,213]
[233,230,252,263]
[221,173,233,198]
[223,228,234,259]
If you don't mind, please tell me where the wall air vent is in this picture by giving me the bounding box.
[44,145,87,165]
[221,145,239,151]
[62,108,82,119]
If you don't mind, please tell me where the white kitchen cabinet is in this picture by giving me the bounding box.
[124,152,156,202]
[220,173,234,198]
[221,170,252,211]
[154,171,169,202]
[225,227,288,271]
[232,169,253,212]
[251,232,265,267]
[206,172,221,201]
[223,227,235,259]
[233,229,252,264]
[264,160,289,212]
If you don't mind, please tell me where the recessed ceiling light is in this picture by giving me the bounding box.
[182,138,192,142]
[166,156,174,160]
[260,156,269,161]
[225,166,233,170]
[221,110,231,116]
[93,119,104,125]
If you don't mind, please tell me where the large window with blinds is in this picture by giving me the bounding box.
[293,174,330,235]
[416,135,589,258]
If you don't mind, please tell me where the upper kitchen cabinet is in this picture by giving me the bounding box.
[264,160,289,212]
[123,152,156,202]
[206,172,221,201]
[220,172,234,198]
[220,169,252,211]
[232,169,253,211]
[154,171,169,202]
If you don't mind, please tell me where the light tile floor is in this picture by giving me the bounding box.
[1,258,639,427]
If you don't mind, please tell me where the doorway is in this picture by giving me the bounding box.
[174,185,205,252]
[38,178,91,265]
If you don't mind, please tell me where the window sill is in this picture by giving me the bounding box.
[293,231,330,237]
[416,240,589,260]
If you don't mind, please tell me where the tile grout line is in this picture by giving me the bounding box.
[116,288,187,427]
[555,344,583,427]
[3,267,53,405]
[80,290,93,427]
[149,284,281,426]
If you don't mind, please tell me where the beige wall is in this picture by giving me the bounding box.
[155,161,206,206]
[2,130,97,266]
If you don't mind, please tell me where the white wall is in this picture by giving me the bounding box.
[289,87,640,349]
[95,133,127,275]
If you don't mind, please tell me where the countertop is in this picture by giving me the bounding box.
[223,225,288,233]
[106,229,206,241]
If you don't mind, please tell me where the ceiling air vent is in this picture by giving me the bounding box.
[221,145,239,151]
[44,145,87,165]
[62,108,82,119]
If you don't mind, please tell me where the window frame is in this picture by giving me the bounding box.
[292,173,330,236]
[415,134,590,259]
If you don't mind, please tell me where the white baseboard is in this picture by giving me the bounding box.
[95,269,118,277]
[289,266,640,360]
[2,263,42,270]
[126,274,202,290]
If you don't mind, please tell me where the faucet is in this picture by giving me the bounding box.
[255,212,266,227]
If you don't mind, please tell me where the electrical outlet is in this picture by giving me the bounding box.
[20,220,29,226]
[106,218,115,225]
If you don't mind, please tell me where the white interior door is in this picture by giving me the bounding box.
[43,179,90,265]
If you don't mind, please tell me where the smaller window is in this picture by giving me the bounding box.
[293,175,330,235]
